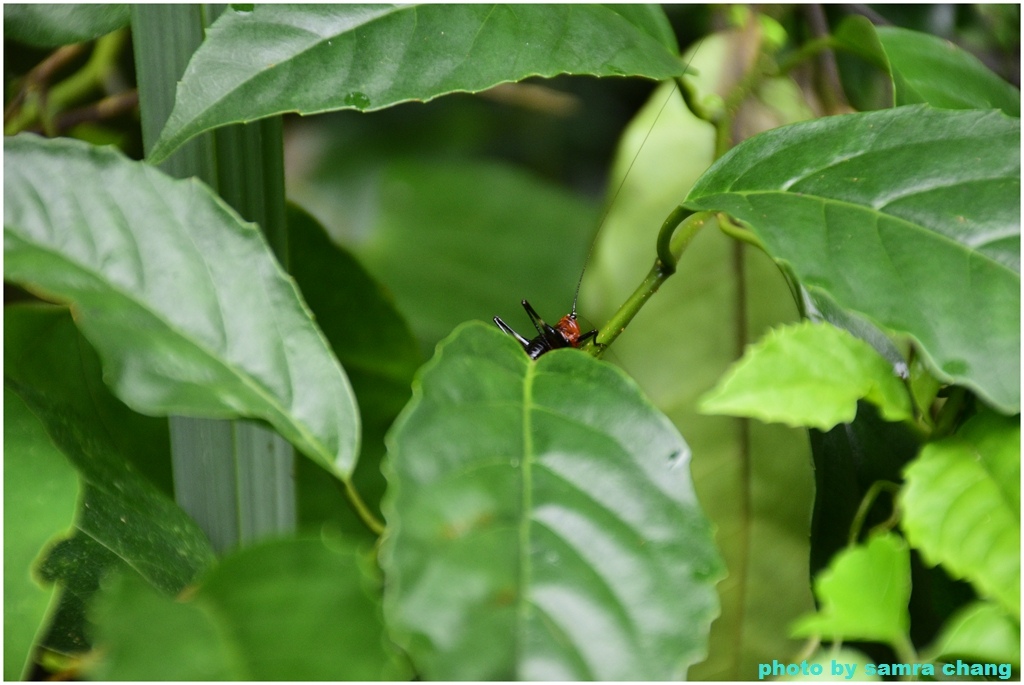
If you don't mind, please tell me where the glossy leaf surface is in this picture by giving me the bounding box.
[4,134,360,479]
[686,106,1020,413]
[151,4,682,161]
[3,389,79,679]
[700,321,913,430]
[792,533,911,644]
[91,537,405,680]
[4,4,129,47]
[899,409,1020,619]
[381,323,723,680]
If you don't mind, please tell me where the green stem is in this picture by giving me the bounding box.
[932,386,968,439]
[343,480,385,536]
[776,35,836,75]
[593,210,712,354]
[717,213,765,250]
[848,480,901,546]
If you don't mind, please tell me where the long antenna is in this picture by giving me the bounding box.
[570,37,705,318]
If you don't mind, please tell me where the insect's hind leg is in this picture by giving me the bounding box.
[493,316,531,349]
[521,299,557,337]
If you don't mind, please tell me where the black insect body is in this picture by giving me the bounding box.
[493,300,598,360]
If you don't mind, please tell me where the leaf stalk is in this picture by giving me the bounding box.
[593,209,711,354]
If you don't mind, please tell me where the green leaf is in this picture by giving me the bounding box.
[4,4,129,47]
[792,533,911,645]
[4,134,360,480]
[685,106,1021,414]
[7,381,215,655]
[925,601,1020,667]
[150,4,682,162]
[899,409,1020,619]
[288,204,420,539]
[381,323,723,680]
[3,389,79,680]
[90,537,407,680]
[834,17,1020,116]
[700,321,913,430]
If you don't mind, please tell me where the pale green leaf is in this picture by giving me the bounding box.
[899,409,1020,619]
[700,321,912,430]
[791,533,911,645]
[3,389,79,680]
[925,601,1020,667]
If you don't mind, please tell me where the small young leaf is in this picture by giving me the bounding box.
[3,389,79,680]
[700,321,912,430]
[4,4,129,47]
[150,4,682,161]
[791,533,911,645]
[381,323,723,680]
[4,134,360,480]
[89,537,406,680]
[924,601,1020,667]
[899,409,1020,619]
[686,106,1021,414]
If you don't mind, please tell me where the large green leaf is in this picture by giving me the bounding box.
[7,381,215,655]
[4,134,360,480]
[381,323,723,680]
[3,389,79,680]
[685,106,1020,414]
[150,4,682,162]
[580,35,817,679]
[700,321,913,430]
[899,409,1020,619]
[4,4,129,47]
[834,17,1020,116]
[90,537,405,680]
[792,533,911,645]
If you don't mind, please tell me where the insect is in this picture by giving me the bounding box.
[493,299,598,360]
[493,37,704,359]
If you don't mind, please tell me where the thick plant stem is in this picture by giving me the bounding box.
[593,210,712,354]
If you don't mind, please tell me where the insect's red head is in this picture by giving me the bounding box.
[555,314,582,345]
